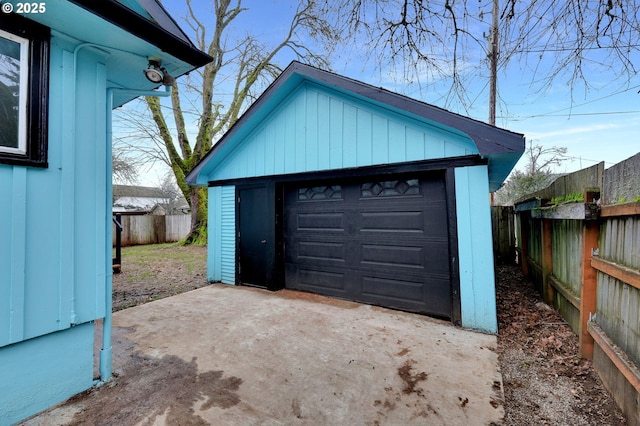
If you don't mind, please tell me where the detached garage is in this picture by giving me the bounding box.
[186,62,524,333]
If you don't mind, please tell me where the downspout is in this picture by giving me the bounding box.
[68,43,104,325]
[100,85,171,381]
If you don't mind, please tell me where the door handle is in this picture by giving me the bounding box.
[261,240,267,244]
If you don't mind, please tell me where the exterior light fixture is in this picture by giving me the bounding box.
[143,60,164,83]
[143,59,175,85]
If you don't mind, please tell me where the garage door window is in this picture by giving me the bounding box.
[361,179,420,198]
[298,185,342,201]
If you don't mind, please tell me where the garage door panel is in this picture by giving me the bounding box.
[359,274,451,317]
[286,264,349,293]
[357,207,448,237]
[296,211,345,232]
[285,172,452,319]
[361,275,424,301]
[359,211,425,233]
[361,244,425,269]
[297,241,346,263]
[298,268,346,291]
[422,205,450,236]
[422,241,451,272]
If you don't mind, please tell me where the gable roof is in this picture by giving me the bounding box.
[112,184,167,199]
[186,61,525,190]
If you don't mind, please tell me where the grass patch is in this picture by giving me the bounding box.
[112,243,209,311]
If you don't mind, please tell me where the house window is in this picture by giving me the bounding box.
[0,14,49,167]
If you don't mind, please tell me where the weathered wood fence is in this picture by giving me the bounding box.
[495,153,640,424]
[491,205,515,264]
[112,214,191,246]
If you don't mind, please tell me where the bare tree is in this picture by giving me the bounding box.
[523,143,568,175]
[158,171,181,203]
[494,142,569,205]
[112,150,138,184]
[315,0,640,115]
[138,0,332,244]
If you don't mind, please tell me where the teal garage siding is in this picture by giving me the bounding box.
[220,186,236,284]
[209,82,478,182]
[206,185,236,284]
[187,62,524,333]
[455,165,498,332]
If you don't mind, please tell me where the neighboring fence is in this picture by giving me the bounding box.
[491,205,515,264]
[499,153,640,425]
[112,214,191,246]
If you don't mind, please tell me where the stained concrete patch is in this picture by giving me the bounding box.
[21,284,504,426]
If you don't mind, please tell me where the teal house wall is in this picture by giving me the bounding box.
[188,62,524,334]
[0,2,210,423]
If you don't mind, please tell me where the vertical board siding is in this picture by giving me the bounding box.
[1,39,108,347]
[57,46,75,332]
[208,83,478,182]
[71,51,108,324]
[207,186,222,282]
[220,186,236,284]
[455,165,498,333]
[9,168,27,343]
[0,168,13,344]
[305,92,319,170]
[205,185,237,284]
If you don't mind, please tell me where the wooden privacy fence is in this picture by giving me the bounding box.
[491,205,515,264]
[504,153,640,425]
[112,214,191,246]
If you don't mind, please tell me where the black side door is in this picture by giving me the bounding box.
[237,184,276,289]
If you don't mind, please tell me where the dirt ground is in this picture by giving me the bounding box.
[112,243,210,311]
[109,244,627,425]
[495,264,626,425]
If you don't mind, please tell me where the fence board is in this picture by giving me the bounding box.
[597,216,640,368]
[506,152,640,423]
[491,206,515,263]
[603,152,640,205]
[166,215,191,241]
[112,215,190,246]
[552,220,583,294]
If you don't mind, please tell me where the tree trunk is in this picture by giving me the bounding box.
[184,186,208,245]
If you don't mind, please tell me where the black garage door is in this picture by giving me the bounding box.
[284,173,453,319]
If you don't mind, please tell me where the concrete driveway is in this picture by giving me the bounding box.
[22,285,504,425]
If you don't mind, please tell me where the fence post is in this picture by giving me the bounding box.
[542,219,555,304]
[580,219,599,359]
[520,212,530,276]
